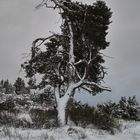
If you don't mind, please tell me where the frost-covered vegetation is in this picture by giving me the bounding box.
[0,121,140,140]
[0,80,139,134]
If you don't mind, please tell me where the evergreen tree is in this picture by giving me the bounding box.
[118,96,138,120]
[0,79,4,86]
[14,77,26,94]
[0,79,4,92]
[3,79,14,94]
[22,0,112,125]
[27,78,37,89]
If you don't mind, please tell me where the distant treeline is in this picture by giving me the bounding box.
[0,77,36,95]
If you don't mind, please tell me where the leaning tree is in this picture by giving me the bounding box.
[22,0,112,125]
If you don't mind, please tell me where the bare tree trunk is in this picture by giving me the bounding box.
[56,94,70,126]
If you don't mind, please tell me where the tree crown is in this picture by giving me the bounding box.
[22,0,112,95]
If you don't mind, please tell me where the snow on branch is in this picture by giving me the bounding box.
[74,59,87,66]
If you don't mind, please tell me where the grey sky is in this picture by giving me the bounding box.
[0,0,140,105]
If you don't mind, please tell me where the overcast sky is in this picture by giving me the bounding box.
[0,0,140,105]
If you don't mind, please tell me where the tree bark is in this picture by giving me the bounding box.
[56,94,70,126]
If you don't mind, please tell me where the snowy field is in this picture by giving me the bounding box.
[0,121,140,140]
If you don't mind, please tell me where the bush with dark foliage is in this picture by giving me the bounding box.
[0,89,139,132]
[117,96,138,120]
[29,107,58,128]
[68,101,119,133]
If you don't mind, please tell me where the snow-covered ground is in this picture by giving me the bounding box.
[0,120,140,140]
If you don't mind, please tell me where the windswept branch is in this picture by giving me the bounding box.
[81,86,96,95]
[82,81,111,92]
[35,0,48,9]
[32,34,55,49]
[36,0,73,12]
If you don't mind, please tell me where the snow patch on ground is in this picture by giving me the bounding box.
[0,121,140,140]
[17,113,33,123]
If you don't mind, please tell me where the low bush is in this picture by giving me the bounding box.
[68,102,119,133]
[29,107,58,128]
